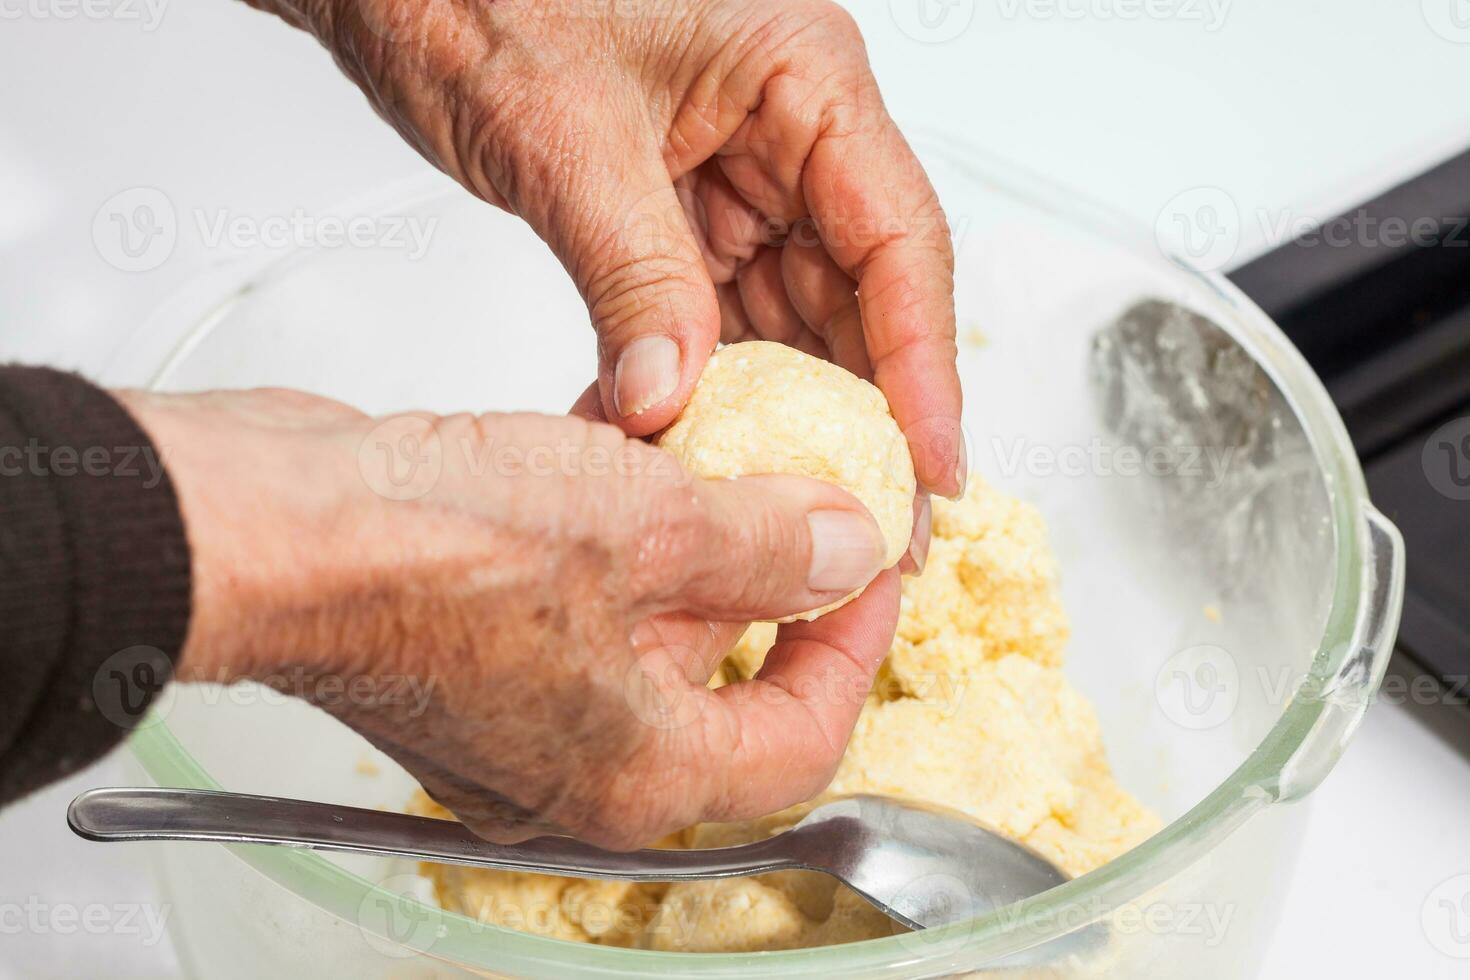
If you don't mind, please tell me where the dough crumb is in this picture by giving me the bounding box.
[960,324,989,349]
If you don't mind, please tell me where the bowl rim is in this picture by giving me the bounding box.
[120,130,1389,976]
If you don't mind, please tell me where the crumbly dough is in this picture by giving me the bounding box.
[412,481,1161,952]
[655,341,916,621]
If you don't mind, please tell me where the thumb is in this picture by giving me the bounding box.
[651,473,891,623]
[528,140,719,436]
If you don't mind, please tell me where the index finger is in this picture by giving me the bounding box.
[684,567,901,823]
[804,103,964,498]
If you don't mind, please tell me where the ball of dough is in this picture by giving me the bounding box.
[656,341,915,621]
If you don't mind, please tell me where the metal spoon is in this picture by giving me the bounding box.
[68,787,1077,937]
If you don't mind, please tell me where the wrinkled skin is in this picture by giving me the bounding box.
[124,388,899,848]
[260,0,964,544]
[182,0,969,845]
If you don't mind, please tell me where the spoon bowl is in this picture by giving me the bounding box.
[786,794,1070,931]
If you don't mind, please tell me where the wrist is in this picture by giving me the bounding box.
[113,390,349,688]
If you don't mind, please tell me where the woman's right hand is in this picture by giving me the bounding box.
[250,0,965,497]
[121,387,899,848]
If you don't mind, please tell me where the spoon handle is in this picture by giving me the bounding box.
[68,787,803,882]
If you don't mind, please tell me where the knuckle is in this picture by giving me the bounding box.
[918,199,957,267]
[809,0,865,49]
[866,268,933,324]
[702,490,802,609]
[744,493,804,570]
[625,482,709,594]
[585,252,711,344]
[758,0,864,54]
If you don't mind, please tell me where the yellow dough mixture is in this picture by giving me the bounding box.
[412,480,1161,952]
[656,340,915,621]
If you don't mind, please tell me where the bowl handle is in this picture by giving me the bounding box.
[1273,505,1406,803]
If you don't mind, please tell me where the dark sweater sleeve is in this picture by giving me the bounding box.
[0,366,191,804]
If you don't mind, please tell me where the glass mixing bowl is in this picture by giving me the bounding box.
[102,131,1403,978]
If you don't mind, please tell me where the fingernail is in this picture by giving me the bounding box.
[614,336,681,417]
[947,436,969,501]
[807,510,885,592]
[907,495,932,575]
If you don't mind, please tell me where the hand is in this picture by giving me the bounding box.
[254,0,964,502]
[121,388,900,848]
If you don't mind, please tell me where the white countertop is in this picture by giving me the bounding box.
[3,2,1470,977]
